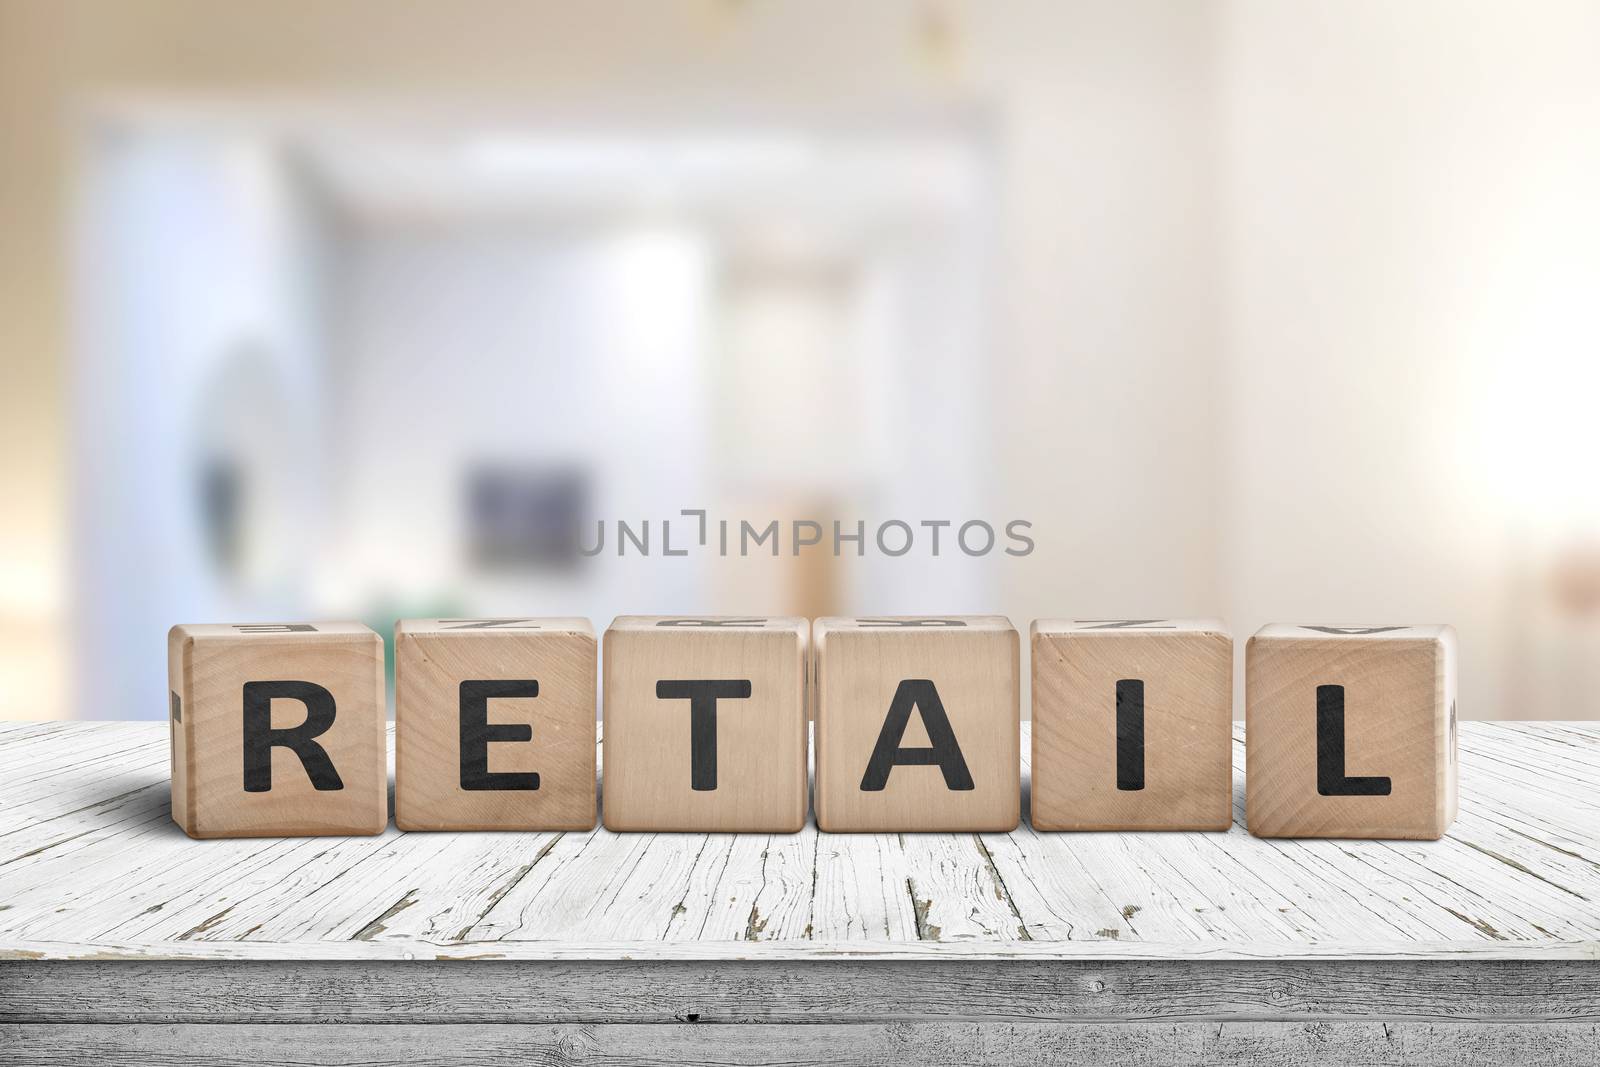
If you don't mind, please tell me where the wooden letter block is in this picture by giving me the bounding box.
[1246,624,1458,839]
[602,616,807,832]
[395,618,597,832]
[168,622,386,839]
[814,616,1019,833]
[1031,619,1233,831]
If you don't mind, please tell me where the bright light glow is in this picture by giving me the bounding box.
[1474,275,1600,531]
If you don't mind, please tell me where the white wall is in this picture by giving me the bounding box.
[17,1,1231,720]
[324,222,716,624]
[73,132,329,718]
[41,1,1600,721]
[982,2,1226,624]
[1219,0,1600,718]
[326,200,998,626]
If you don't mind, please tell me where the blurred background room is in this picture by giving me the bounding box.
[2,0,1598,721]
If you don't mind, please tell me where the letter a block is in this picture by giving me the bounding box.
[1247,624,1458,839]
[168,622,386,839]
[395,618,597,832]
[1031,619,1233,831]
[602,617,808,832]
[814,616,1020,832]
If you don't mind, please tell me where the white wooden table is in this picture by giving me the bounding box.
[0,720,1596,1065]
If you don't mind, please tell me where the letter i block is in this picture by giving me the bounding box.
[602,617,808,832]
[1246,624,1458,839]
[395,618,597,832]
[168,623,387,839]
[1031,619,1233,831]
[814,617,1020,833]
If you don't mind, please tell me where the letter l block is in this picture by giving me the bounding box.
[168,622,386,839]
[1246,623,1458,839]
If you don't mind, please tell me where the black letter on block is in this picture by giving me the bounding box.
[460,680,540,791]
[1116,679,1145,791]
[655,618,767,628]
[242,681,343,792]
[857,618,968,628]
[655,679,752,790]
[1316,684,1391,796]
[861,679,975,791]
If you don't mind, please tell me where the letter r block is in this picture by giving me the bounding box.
[814,616,1020,832]
[168,622,386,839]
[395,618,597,832]
[1031,619,1233,831]
[602,617,808,832]
[1246,624,1458,839]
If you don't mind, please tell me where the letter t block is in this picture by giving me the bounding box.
[1247,624,1458,839]
[602,617,808,832]
[168,622,387,839]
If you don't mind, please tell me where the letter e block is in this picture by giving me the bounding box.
[395,618,597,832]
[168,622,386,839]
[1246,624,1458,839]
[602,617,808,832]
[814,616,1020,832]
[1031,619,1233,831]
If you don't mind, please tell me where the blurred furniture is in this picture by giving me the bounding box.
[0,720,1595,1065]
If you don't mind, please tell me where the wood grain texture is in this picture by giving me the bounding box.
[167,623,385,839]
[3,1020,1596,1067]
[395,617,595,832]
[0,721,1596,963]
[602,617,808,832]
[1032,619,1232,831]
[813,616,1020,833]
[8,959,1598,1023]
[1247,624,1457,840]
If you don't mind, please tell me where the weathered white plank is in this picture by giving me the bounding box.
[0,778,170,872]
[2,933,1597,962]
[662,829,821,941]
[978,824,1140,941]
[744,825,822,941]
[0,721,69,739]
[899,832,1027,942]
[188,832,471,942]
[574,832,722,941]
[1453,795,1600,890]
[354,831,567,943]
[808,830,920,940]
[1458,730,1600,804]
[0,722,1595,963]
[0,733,168,836]
[468,828,673,940]
[18,834,334,942]
[1525,721,1600,749]
[0,815,253,934]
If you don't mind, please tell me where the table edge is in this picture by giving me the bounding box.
[3,938,1597,963]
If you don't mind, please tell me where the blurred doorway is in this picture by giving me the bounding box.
[73,101,998,718]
